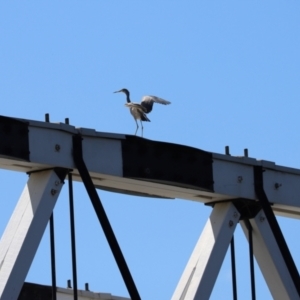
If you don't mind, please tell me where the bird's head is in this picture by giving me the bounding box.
[113,88,130,96]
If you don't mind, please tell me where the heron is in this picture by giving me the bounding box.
[114,88,171,137]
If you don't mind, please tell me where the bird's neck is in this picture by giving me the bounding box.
[125,94,131,103]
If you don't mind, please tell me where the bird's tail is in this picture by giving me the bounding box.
[141,113,150,122]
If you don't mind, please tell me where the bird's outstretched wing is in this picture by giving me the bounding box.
[141,95,171,105]
[141,96,171,113]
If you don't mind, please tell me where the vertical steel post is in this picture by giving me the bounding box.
[68,172,78,300]
[245,219,256,300]
[230,236,237,300]
[49,214,57,300]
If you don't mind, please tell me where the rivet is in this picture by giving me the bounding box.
[274,183,282,189]
[55,144,61,152]
[259,215,265,222]
[237,176,243,183]
[229,220,234,227]
[51,189,57,196]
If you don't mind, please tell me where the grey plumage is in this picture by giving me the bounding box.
[114,88,171,137]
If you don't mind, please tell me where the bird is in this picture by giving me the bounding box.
[114,88,171,137]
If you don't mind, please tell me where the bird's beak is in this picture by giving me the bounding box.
[113,90,120,93]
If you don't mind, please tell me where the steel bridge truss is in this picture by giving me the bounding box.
[0,115,300,300]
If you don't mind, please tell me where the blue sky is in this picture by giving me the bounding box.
[1,2,300,299]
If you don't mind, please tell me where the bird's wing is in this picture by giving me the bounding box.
[141,95,171,105]
[140,95,171,113]
[125,102,147,112]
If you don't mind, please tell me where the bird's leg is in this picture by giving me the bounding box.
[134,119,139,136]
[140,120,143,137]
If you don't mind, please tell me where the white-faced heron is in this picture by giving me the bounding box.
[114,88,171,137]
